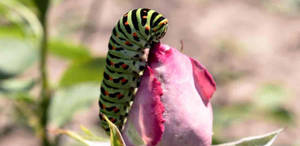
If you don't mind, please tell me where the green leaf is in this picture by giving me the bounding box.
[48,39,91,60]
[0,24,25,38]
[80,126,107,142]
[102,114,126,146]
[59,57,105,87]
[0,92,35,104]
[0,1,41,79]
[54,126,110,146]
[0,0,42,38]
[255,83,287,108]
[213,103,253,129]
[266,106,294,124]
[0,78,35,94]
[212,129,282,146]
[49,83,99,127]
[0,38,38,79]
[6,0,37,12]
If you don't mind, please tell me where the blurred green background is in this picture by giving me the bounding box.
[0,0,300,145]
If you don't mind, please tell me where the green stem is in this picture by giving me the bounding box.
[36,0,51,145]
[39,17,51,146]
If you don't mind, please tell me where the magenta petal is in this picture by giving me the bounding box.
[122,67,165,146]
[190,58,216,105]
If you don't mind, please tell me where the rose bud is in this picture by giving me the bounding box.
[122,43,216,146]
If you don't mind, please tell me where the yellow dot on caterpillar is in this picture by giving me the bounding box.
[145,25,150,31]
[160,20,168,26]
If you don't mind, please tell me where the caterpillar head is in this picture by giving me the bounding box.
[152,18,168,43]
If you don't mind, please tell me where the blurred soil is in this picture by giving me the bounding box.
[1,0,300,145]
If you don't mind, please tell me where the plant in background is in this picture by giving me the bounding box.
[0,1,283,146]
[0,0,52,145]
[0,0,104,146]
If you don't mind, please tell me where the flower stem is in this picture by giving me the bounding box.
[35,0,51,145]
[39,18,51,146]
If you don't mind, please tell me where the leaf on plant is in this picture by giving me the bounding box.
[4,0,37,12]
[48,39,91,60]
[0,24,25,38]
[267,106,294,124]
[0,78,35,94]
[59,57,105,87]
[49,83,99,127]
[80,125,107,142]
[0,38,38,79]
[53,127,110,146]
[255,83,287,108]
[212,129,283,146]
[0,0,42,38]
[102,114,126,146]
[213,103,252,131]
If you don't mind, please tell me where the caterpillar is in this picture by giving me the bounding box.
[98,8,168,133]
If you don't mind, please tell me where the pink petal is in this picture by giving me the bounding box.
[122,67,165,146]
[190,58,216,105]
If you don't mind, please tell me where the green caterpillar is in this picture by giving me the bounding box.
[98,8,168,132]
